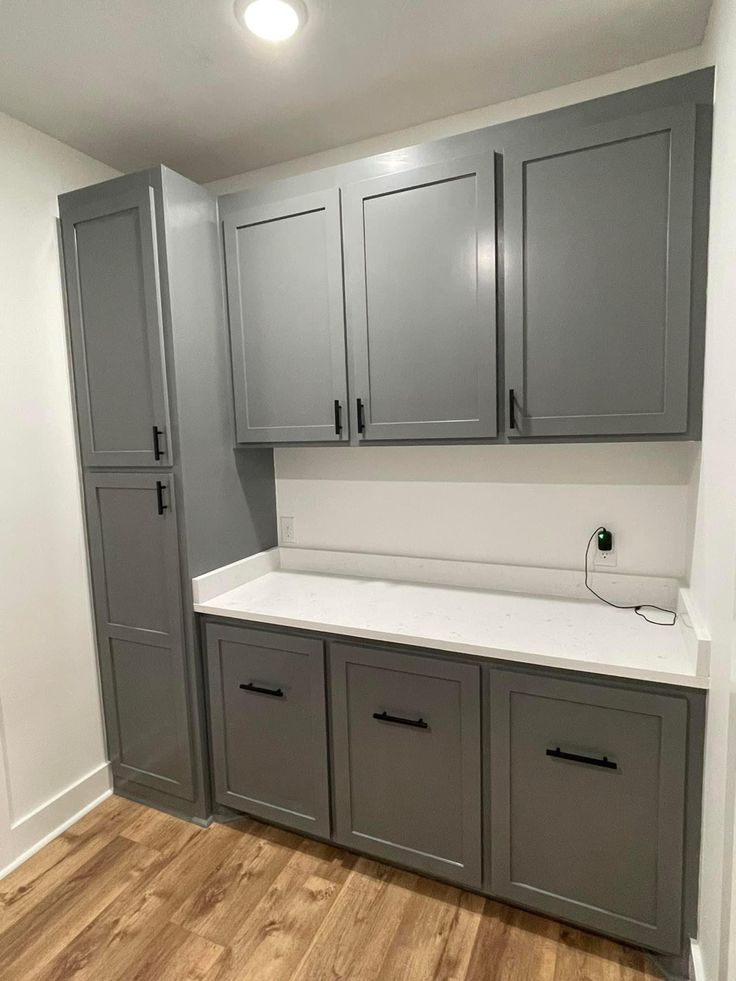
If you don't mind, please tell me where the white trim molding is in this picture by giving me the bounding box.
[0,762,112,880]
[690,939,706,981]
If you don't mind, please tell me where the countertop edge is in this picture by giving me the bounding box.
[193,600,709,690]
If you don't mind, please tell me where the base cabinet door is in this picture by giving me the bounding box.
[84,472,194,800]
[206,624,330,837]
[330,643,482,887]
[488,668,688,953]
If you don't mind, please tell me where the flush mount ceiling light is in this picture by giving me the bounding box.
[235,0,307,42]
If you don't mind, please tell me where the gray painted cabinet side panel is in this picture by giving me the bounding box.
[159,169,277,577]
[60,185,171,467]
[223,189,349,444]
[488,667,687,953]
[344,155,497,441]
[330,642,482,887]
[206,623,330,836]
[505,105,696,437]
[84,472,194,800]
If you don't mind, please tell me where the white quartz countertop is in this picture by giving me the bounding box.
[193,549,709,689]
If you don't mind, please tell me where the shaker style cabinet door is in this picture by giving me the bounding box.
[330,642,482,888]
[206,623,330,837]
[84,473,194,801]
[343,156,497,441]
[223,189,349,443]
[488,669,688,954]
[504,105,696,437]
[60,186,172,467]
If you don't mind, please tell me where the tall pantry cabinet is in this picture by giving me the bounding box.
[59,167,277,820]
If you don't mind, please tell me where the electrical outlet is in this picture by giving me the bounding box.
[594,544,617,567]
[280,516,295,544]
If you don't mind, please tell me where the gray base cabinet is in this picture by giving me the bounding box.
[488,668,689,954]
[206,624,330,836]
[203,619,702,962]
[329,642,482,888]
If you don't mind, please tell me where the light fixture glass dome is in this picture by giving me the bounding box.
[236,0,306,42]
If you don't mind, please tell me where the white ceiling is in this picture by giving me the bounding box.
[0,0,712,182]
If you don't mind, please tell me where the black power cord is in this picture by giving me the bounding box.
[584,527,678,626]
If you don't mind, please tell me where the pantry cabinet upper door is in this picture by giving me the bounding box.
[61,186,172,467]
[223,189,349,444]
[504,105,696,438]
[344,156,497,441]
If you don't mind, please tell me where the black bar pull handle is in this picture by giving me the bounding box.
[373,710,428,729]
[508,389,517,430]
[356,398,366,435]
[155,480,168,516]
[546,747,617,770]
[240,682,284,698]
[334,399,343,436]
[152,425,164,460]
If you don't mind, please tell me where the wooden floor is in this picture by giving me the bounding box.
[0,795,663,981]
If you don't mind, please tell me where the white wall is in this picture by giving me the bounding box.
[275,444,699,577]
[209,47,708,196]
[211,46,711,584]
[0,112,118,875]
[687,0,736,978]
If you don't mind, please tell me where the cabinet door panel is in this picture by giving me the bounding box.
[505,106,695,437]
[489,668,688,953]
[330,643,481,887]
[61,187,171,466]
[206,624,330,836]
[85,473,193,800]
[344,156,497,440]
[223,189,348,443]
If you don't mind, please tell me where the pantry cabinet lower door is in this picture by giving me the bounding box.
[84,472,194,801]
[488,668,688,954]
[330,642,482,888]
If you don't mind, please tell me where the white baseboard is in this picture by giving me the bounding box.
[690,939,706,981]
[0,762,112,880]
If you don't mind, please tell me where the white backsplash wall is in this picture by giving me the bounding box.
[275,442,700,579]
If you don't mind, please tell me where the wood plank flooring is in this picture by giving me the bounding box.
[0,795,663,981]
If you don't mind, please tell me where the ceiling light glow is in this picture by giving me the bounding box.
[237,0,306,42]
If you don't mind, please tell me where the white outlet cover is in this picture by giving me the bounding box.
[280,516,295,543]
[594,547,617,568]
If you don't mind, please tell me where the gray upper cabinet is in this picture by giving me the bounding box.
[84,472,194,801]
[488,668,688,954]
[60,185,171,467]
[504,105,696,437]
[330,642,482,887]
[223,189,349,443]
[343,156,497,441]
[206,623,330,837]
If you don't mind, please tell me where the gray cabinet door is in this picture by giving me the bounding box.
[504,105,695,437]
[343,156,497,441]
[206,623,330,836]
[330,643,482,887]
[223,189,349,443]
[84,472,193,800]
[488,668,688,953]
[60,186,171,467]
